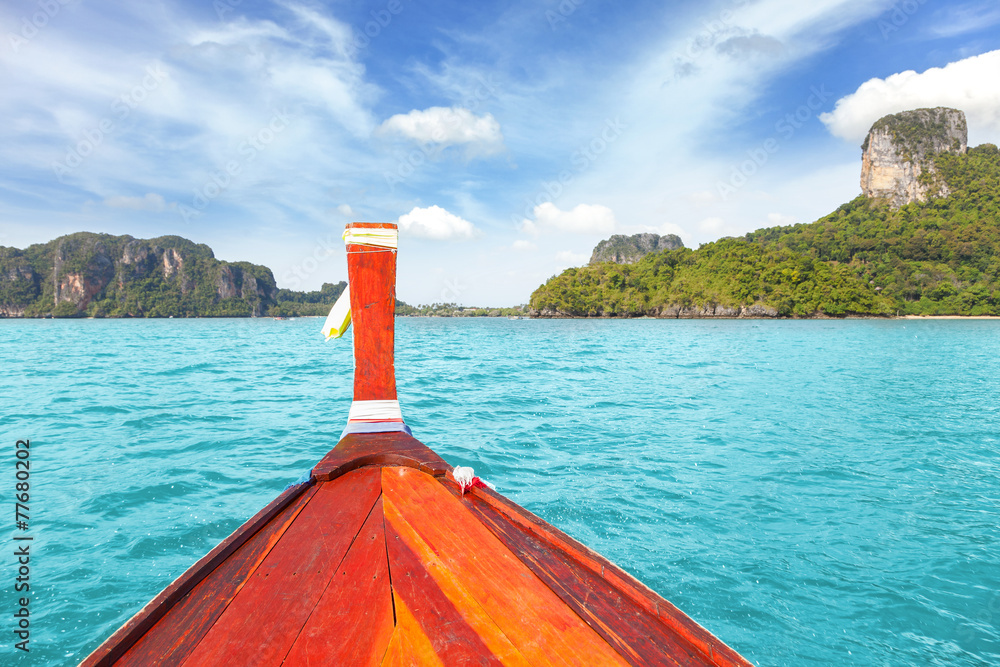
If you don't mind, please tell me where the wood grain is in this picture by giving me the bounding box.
[462,494,705,666]
[115,485,317,666]
[382,466,629,667]
[80,480,315,667]
[346,222,397,402]
[180,469,381,666]
[379,595,446,667]
[313,432,451,482]
[441,478,753,667]
[282,497,394,667]
[383,501,529,666]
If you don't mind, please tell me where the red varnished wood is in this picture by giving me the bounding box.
[383,517,524,666]
[312,432,451,482]
[382,466,630,666]
[80,481,315,667]
[440,479,753,667]
[379,596,445,667]
[115,485,318,666]
[346,222,397,402]
[181,468,381,666]
[459,493,705,666]
[282,497,394,667]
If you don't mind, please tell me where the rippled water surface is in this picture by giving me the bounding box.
[1,317,999,665]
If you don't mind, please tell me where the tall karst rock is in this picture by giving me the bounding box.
[860,107,967,209]
[589,233,684,265]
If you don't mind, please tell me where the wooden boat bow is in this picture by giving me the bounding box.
[83,222,752,666]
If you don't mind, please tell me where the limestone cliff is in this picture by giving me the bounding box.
[860,107,967,209]
[0,232,279,317]
[590,233,684,265]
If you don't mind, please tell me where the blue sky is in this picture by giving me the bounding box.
[2,0,999,305]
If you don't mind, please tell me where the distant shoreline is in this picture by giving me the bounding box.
[901,315,1000,320]
[2,314,999,322]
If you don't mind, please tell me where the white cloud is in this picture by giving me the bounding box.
[698,217,726,233]
[555,250,589,266]
[767,212,797,226]
[637,222,688,240]
[820,50,1000,145]
[377,107,503,152]
[337,204,354,217]
[103,193,166,211]
[398,205,477,240]
[523,202,617,236]
[511,240,537,251]
[686,190,717,207]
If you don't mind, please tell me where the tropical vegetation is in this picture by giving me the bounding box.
[530,144,1000,317]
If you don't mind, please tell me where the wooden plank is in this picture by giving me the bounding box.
[116,485,318,666]
[282,497,394,667]
[379,595,445,667]
[346,222,398,402]
[383,509,529,666]
[442,478,753,667]
[313,432,450,482]
[81,480,315,667]
[382,466,629,667]
[181,468,381,666]
[462,495,705,667]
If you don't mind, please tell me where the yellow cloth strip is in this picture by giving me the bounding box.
[321,286,352,340]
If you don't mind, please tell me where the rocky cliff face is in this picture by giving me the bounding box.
[590,233,684,265]
[0,232,279,317]
[861,107,967,209]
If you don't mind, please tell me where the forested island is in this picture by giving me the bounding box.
[530,109,1000,318]
[0,233,348,318]
[4,108,996,320]
[0,232,527,318]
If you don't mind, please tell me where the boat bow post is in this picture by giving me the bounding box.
[341,222,411,439]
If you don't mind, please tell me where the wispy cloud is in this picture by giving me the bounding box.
[925,1,1000,39]
[104,193,167,211]
[0,1,379,220]
[0,0,992,305]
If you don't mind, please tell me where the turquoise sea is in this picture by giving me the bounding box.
[1,317,999,665]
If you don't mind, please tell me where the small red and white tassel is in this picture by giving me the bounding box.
[452,466,495,496]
